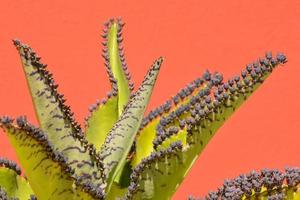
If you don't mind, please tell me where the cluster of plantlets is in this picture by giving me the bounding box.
[0,18,298,200]
[189,167,300,200]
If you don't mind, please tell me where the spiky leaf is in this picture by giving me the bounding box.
[190,167,300,200]
[0,117,104,200]
[132,74,211,167]
[126,53,287,199]
[100,57,164,193]
[103,18,133,114]
[0,158,34,199]
[85,18,133,152]
[13,40,104,187]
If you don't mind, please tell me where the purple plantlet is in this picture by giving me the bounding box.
[228,79,234,86]
[0,157,22,175]
[0,187,9,200]
[246,64,252,72]
[271,58,278,66]
[234,75,240,82]
[196,167,299,200]
[203,70,211,81]
[241,70,247,78]
[276,53,287,64]
[250,71,257,79]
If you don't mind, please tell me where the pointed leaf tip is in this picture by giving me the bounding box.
[12,40,105,187]
[103,18,134,114]
[101,57,164,194]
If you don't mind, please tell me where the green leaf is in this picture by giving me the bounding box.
[0,158,34,199]
[124,142,185,200]
[13,40,104,187]
[0,117,104,200]
[126,53,287,199]
[131,118,160,167]
[106,182,128,200]
[132,76,210,167]
[103,18,133,114]
[100,57,164,193]
[85,18,133,153]
[85,95,119,151]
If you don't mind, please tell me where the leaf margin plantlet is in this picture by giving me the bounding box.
[188,167,300,200]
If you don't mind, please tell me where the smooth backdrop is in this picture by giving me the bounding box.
[0,0,299,199]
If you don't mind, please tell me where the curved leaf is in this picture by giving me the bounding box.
[132,74,212,167]
[100,57,164,193]
[85,18,133,153]
[0,158,34,200]
[0,116,104,200]
[125,53,287,199]
[13,40,105,187]
[153,53,287,150]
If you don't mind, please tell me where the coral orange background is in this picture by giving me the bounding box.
[0,0,299,199]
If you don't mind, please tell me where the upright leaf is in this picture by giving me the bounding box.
[13,40,105,187]
[0,116,104,200]
[0,158,34,200]
[85,18,133,151]
[103,18,134,114]
[100,57,164,193]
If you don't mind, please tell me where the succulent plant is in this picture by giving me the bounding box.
[0,18,297,200]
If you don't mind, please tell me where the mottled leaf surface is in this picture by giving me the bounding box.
[85,18,132,152]
[0,119,101,200]
[100,57,163,193]
[13,40,104,187]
